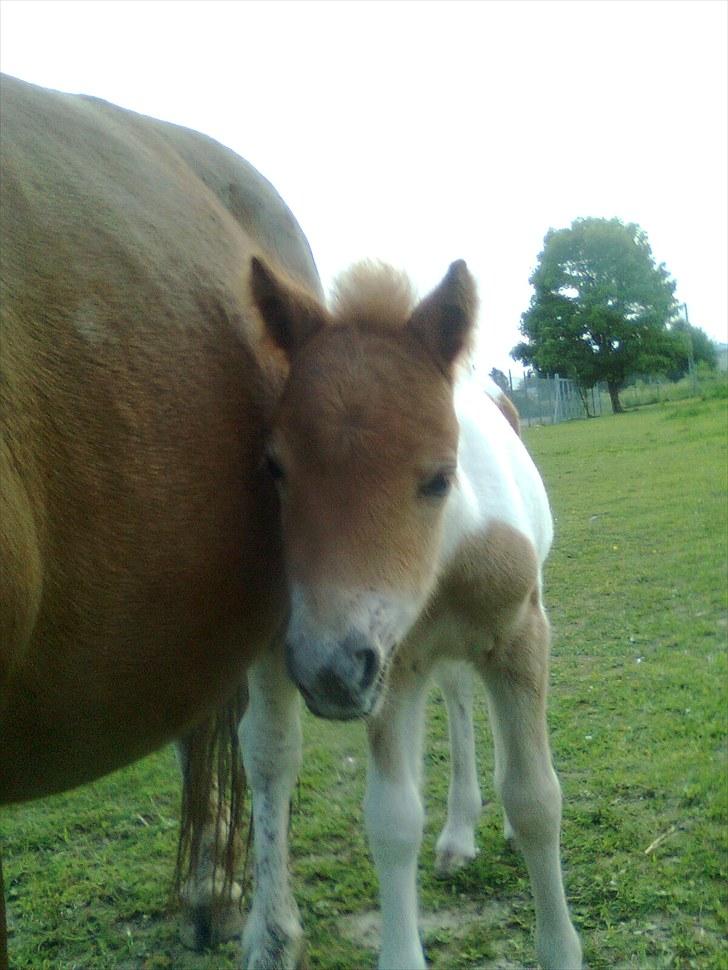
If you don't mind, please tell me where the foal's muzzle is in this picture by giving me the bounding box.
[285,630,382,721]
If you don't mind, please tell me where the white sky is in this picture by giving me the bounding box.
[1,0,726,376]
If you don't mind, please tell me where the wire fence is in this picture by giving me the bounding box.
[507,373,603,427]
[499,368,725,427]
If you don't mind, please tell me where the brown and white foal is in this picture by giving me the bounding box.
[225,258,582,970]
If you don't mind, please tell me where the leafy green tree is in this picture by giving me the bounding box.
[513,217,679,412]
[665,318,717,380]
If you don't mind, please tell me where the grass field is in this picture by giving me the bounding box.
[2,396,727,969]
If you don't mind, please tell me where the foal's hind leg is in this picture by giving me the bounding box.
[365,656,429,970]
[433,660,483,876]
[478,605,582,970]
[240,643,305,970]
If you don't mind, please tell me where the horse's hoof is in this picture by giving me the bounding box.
[179,901,245,951]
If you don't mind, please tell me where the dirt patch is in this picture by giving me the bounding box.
[339,900,523,968]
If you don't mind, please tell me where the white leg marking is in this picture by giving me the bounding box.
[240,645,304,970]
[481,664,582,970]
[365,670,428,970]
[433,660,483,876]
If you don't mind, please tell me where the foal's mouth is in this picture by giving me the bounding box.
[297,680,380,722]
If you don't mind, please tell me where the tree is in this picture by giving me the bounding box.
[665,317,717,381]
[512,217,679,412]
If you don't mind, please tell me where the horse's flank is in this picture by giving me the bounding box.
[0,74,320,803]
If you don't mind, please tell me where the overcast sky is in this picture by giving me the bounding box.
[1,0,726,376]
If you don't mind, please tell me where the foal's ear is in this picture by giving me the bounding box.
[407,260,478,372]
[250,257,327,355]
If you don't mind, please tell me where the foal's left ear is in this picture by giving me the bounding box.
[250,256,328,355]
[407,260,478,373]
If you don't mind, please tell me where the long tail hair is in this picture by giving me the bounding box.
[174,682,248,905]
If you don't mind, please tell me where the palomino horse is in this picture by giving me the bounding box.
[0,74,321,966]
[232,260,583,970]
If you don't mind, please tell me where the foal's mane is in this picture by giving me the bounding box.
[331,262,417,332]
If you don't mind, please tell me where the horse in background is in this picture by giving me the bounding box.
[181,261,582,969]
[0,73,321,968]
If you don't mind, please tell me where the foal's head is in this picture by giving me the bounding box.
[252,257,477,719]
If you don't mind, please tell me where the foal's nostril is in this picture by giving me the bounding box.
[355,646,379,692]
[300,633,382,718]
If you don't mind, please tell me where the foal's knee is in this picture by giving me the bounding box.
[365,778,424,865]
[500,768,562,847]
[240,677,302,792]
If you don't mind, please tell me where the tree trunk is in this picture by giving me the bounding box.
[607,381,625,413]
[576,385,592,417]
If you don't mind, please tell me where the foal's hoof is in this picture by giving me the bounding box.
[435,825,479,877]
[179,900,245,950]
[242,923,307,970]
[434,844,479,877]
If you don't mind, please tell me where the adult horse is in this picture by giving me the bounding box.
[0,73,320,967]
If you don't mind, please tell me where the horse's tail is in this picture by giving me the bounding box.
[174,682,248,948]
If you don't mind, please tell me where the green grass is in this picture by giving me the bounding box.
[3,397,727,969]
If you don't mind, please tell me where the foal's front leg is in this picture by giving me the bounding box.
[364,660,429,970]
[240,644,305,970]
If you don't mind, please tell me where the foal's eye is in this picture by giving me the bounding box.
[265,454,285,483]
[419,470,453,499]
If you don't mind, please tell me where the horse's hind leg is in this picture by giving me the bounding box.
[433,660,483,876]
[176,691,247,951]
[176,769,245,951]
[240,642,305,970]
[365,658,429,970]
[478,604,582,970]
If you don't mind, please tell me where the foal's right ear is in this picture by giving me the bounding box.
[250,257,327,355]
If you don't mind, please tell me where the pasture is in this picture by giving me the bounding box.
[2,395,726,969]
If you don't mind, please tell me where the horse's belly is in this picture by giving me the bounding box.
[0,470,287,804]
[0,578,282,802]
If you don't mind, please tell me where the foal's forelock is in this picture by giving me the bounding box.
[330,262,417,331]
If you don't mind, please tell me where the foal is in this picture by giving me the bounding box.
[232,258,582,969]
